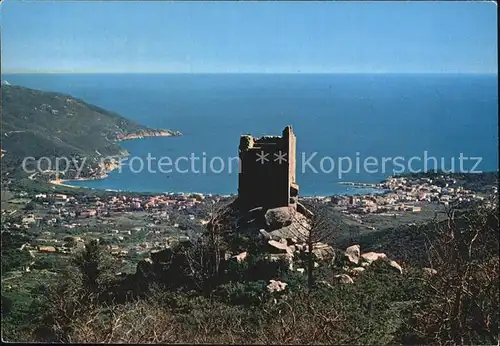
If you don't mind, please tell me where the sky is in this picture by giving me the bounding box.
[0,1,497,74]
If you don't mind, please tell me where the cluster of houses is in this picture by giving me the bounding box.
[19,234,86,254]
[302,175,494,220]
[32,192,224,217]
[330,175,492,215]
[381,175,488,203]
[331,194,424,214]
[18,224,194,258]
[2,190,231,259]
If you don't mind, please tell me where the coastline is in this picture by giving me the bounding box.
[49,156,122,188]
[49,179,82,189]
[48,129,182,188]
[51,176,388,198]
[45,131,390,197]
[338,181,385,189]
[116,129,182,142]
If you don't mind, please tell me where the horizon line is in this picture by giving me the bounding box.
[2,71,498,76]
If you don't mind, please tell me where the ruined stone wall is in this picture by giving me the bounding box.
[238,126,298,211]
[284,126,298,203]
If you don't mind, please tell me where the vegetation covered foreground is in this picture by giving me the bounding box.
[2,204,498,345]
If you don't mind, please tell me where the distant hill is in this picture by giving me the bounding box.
[1,84,180,166]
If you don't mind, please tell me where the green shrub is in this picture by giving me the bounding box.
[215,280,268,306]
[224,253,290,283]
[2,249,32,273]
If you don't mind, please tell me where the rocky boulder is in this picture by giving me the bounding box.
[232,251,248,263]
[423,267,438,276]
[267,279,288,293]
[268,210,310,240]
[389,260,403,274]
[268,239,294,255]
[361,252,387,264]
[265,207,294,230]
[297,202,314,218]
[350,267,365,275]
[259,229,272,240]
[345,244,361,264]
[294,243,307,252]
[334,274,354,284]
[312,242,335,262]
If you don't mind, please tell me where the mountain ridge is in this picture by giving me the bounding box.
[1,84,181,168]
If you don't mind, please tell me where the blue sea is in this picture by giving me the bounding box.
[3,73,498,196]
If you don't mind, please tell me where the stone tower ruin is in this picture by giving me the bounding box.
[238,126,299,212]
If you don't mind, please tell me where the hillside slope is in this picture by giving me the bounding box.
[1,84,179,162]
